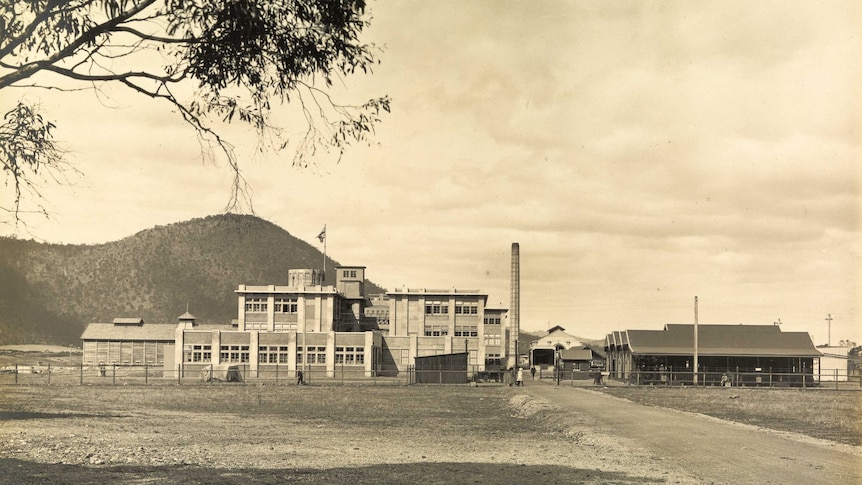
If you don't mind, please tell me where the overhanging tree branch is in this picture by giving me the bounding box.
[1,0,388,225]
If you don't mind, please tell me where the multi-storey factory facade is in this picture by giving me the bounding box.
[83,263,512,378]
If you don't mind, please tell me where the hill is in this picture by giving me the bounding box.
[0,214,382,345]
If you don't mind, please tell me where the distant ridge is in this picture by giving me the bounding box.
[0,214,383,345]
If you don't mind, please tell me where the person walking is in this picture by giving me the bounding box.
[516,367,524,387]
[530,366,536,380]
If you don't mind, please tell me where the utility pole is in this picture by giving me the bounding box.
[825,314,833,346]
[693,296,699,385]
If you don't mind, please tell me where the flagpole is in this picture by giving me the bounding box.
[319,224,327,284]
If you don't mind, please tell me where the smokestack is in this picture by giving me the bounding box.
[509,243,520,367]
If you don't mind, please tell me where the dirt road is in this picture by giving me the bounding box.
[525,380,862,484]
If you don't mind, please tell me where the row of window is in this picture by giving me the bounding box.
[424,324,448,336]
[185,345,365,365]
[296,346,327,364]
[455,301,478,315]
[424,300,481,315]
[424,326,480,337]
[245,297,299,314]
[334,347,365,365]
[425,300,448,315]
[483,315,502,325]
[454,326,478,337]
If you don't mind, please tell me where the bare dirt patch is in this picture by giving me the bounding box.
[0,385,700,484]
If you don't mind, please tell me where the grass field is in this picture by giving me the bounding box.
[598,386,862,446]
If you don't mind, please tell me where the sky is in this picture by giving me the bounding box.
[1,1,860,345]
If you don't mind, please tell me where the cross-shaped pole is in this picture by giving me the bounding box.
[825,314,833,346]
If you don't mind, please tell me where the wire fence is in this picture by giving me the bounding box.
[3,363,858,389]
[0,363,494,387]
[615,369,861,390]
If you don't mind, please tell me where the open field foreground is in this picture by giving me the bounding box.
[1,384,860,484]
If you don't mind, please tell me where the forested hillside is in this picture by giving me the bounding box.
[0,214,381,345]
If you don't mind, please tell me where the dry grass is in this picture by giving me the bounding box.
[598,387,862,446]
[0,384,534,438]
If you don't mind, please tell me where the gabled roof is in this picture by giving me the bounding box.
[81,323,176,341]
[605,330,628,349]
[626,324,821,357]
[530,327,583,350]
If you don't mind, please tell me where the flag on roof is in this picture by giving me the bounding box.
[317,226,326,243]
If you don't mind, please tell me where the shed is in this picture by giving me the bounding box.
[81,318,176,365]
[413,352,467,384]
[605,324,822,385]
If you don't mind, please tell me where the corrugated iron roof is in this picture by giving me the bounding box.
[626,324,821,357]
[81,323,176,341]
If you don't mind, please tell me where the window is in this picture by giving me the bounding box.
[335,346,365,365]
[184,345,212,363]
[220,345,250,363]
[455,300,478,315]
[297,346,326,364]
[424,324,448,336]
[259,346,290,364]
[483,315,501,325]
[485,353,501,366]
[455,325,478,337]
[245,297,267,313]
[425,300,448,315]
[484,335,501,346]
[274,298,298,314]
[342,270,357,278]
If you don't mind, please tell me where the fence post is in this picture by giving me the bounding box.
[112,364,116,385]
[275,362,279,385]
[177,364,181,385]
[47,362,51,385]
[145,362,149,385]
[79,363,83,385]
[14,363,18,385]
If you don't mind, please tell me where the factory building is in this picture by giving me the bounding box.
[83,263,514,379]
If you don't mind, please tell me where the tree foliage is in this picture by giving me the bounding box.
[0,0,389,222]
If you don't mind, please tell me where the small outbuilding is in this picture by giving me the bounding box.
[81,317,176,366]
[529,326,605,374]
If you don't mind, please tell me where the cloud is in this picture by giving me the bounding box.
[2,0,859,345]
